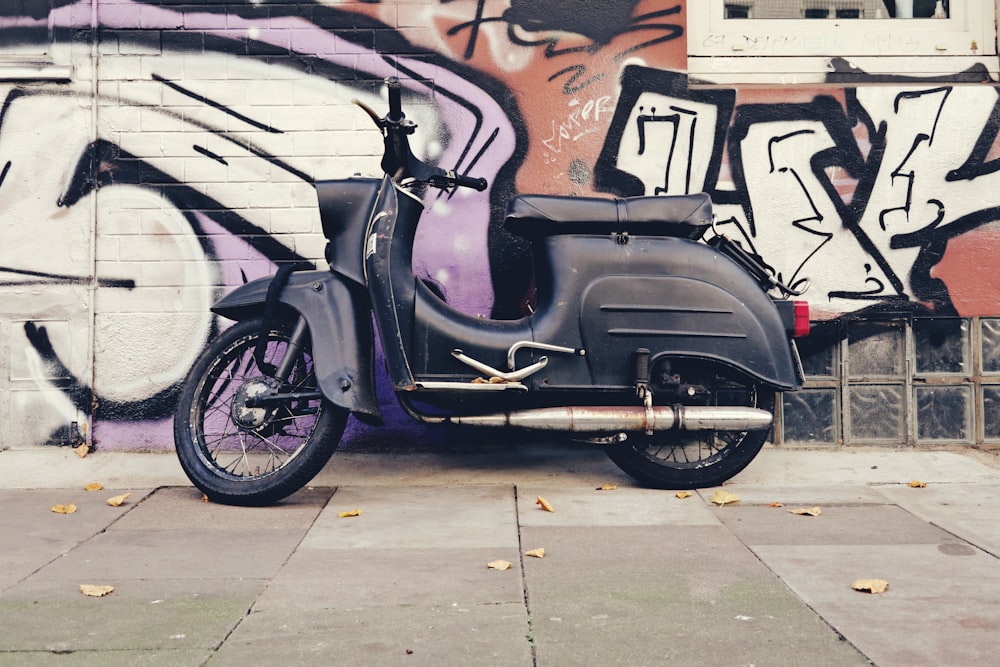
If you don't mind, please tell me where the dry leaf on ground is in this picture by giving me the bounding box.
[768,502,785,508]
[106,493,132,507]
[525,548,545,559]
[710,490,740,506]
[909,480,927,488]
[74,444,89,458]
[788,506,822,516]
[536,496,555,512]
[487,559,512,571]
[338,509,362,518]
[851,579,889,594]
[51,503,77,514]
[596,484,617,491]
[675,491,693,499]
[80,584,115,597]
[84,483,104,492]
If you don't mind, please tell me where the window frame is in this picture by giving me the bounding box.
[687,0,999,85]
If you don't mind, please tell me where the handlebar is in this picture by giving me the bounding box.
[386,78,404,124]
[351,78,489,193]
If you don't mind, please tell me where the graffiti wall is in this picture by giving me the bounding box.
[1,0,998,450]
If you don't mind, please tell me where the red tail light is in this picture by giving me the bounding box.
[793,300,810,338]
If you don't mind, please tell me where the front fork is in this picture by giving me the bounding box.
[246,315,323,410]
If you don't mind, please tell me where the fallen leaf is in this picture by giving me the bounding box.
[338,509,362,518]
[768,502,785,508]
[788,506,822,516]
[201,494,209,503]
[80,584,114,597]
[487,559,512,571]
[596,484,617,491]
[525,548,545,558]
[536,496,555,512]
[106,493,132,507]
[74,443,89,458]
[909,480,927,488]
[51,503,77,514]
[84,483,104,492]
[852,579,889,594]
[675,491,693,499]
[710,490,740,506]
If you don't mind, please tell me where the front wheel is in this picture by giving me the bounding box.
[604,362,775,490]
[173,316,347,506]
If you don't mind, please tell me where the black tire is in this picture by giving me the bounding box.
[605,362,775,490]
[173,316,347,506]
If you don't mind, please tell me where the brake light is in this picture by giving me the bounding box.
[793,300,810,337]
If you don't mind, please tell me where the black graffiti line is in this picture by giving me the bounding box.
[0,266,135,289]
[766,129,816,173]
[893,87,950,147]
[443,126,499,202]
[193,144,229,165]
[781,167,825,228]
[120,86,313,185]
[548,65,607,94]
[151,73,282,134]
[0,160,10,189]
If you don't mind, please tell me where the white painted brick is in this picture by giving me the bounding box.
[202,182,251,209]
[98,55,143,80]
[247,182,295,209]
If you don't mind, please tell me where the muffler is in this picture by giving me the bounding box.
[446,405,773,432]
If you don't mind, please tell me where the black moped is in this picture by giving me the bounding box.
[174,78,811,506]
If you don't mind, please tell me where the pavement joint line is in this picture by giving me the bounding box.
[512,484,538,667]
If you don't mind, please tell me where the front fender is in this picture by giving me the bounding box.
[213,271,382,425]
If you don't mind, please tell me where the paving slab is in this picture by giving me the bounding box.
[109,485,334,531]
[752,544,1000,667]
[875,483,1000,556]
[253,546,525,612]
[207,604,533,667]
[0,489,153,591]
[703,483,891,506]
[714,504,956,546]
[0,649,211,667]
[36,526,308,581]
[516,485,719,527]
[520,524,870,667]
[0,577,264,652]
[301,485,519,550]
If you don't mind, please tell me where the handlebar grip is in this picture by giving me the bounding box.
[454,173,488,191]
[386,78,403,123]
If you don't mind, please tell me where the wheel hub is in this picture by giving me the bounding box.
[231,377,281,429]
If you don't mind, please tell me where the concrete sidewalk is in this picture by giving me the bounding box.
[0,443,998,666]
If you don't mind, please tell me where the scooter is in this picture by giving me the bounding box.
[173,78,811,506]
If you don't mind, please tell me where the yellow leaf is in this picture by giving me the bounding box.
[84,483,104,492]
[106,493,132,507]
[80,584,114,597]
[596,484,618,491]
[851,579,889,594]
[788,506,823,516]
[201,494,210,503]
[338,509,362,518]
[536,496,555,512]
[768,502,785,508]
[710,490,740,506]
[74,443,89,458]
[909,480,927,488]
[487,559,512,571]
[51,503,77,514]
[675,491,693,499]
[525,548,545,559]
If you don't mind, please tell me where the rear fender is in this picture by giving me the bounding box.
[212,271,381,425]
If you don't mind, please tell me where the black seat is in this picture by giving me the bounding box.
[503,192,713,241]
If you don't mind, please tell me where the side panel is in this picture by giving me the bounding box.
[534,234,799,391]
[212,272,381,424]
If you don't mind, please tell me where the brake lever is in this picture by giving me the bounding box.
[352,98,384,129]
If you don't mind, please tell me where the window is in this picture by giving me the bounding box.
[687,0,998,85]
[0,1,74,81]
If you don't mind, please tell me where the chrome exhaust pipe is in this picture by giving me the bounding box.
[447,405,773,432]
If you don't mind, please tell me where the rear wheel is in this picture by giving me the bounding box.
[605,362,775,489]
[173,316,347,506]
